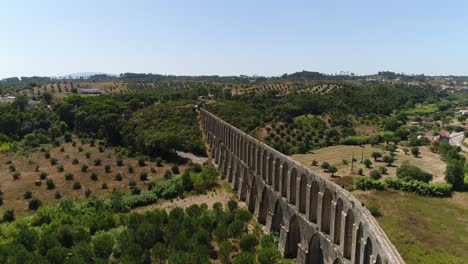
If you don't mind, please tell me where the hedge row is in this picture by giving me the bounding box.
[352,177,453,197]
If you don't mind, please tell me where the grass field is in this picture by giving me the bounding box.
[354,190,468,264]
[292,144,447,182]
[402,103,439,115]
[0,140,183,217]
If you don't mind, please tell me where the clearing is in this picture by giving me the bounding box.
[354,190,468,264]
[292,144,447,182]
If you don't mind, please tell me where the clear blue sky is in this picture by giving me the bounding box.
[1,0,467,78]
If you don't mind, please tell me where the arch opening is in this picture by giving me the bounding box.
[355,223,363,264]
[281,163,289,197]
[274,158,281,191]
[299,174,307,214]
[321,188,332,234]
[344,209,355,259]
[309,181,319,223]
[271,200,283,234]
[307,234,324,264]
[289,168,297,204]
[333,198,343,245]
[248,180,258,213]
[258,187,269,224]
[285,215,301,258]
[364,237,373,264]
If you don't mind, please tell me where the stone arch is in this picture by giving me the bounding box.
[332,259,343,264]
[258,187,269,224]
[355,223,363,264]
[285,214,301,258]
[268,153,274,184]
[375,255,382,264]
[363,237,373,264]
[333,198,343,245]
[321,188,332,234]
[271,200,284,234]
[307,233,324,264]
[289,167,298,204]
[344,209,355,259]
[240,167,248,201]
[309,181,319,223]
[248,179,258,212]
[256,146,262,175]
[262,149,268,181]
[233,161,240,191]
[281,162,289,197]
[298,174,307,214]
[274,158,281,191]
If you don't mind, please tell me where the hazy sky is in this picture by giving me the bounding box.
[1,0,467,78]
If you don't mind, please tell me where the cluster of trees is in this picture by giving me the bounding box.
[0,196,281,264]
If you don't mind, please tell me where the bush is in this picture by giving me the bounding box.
[164,170,173,179]
[116,158,123,166]
[65,172,74,181]
[155,157,163,167]
[258,247,281,264]
[102,183,108,189]
[50,158,58,165]
[363,159,372,168]
[28,198,42,210]
[368,204,382,217]
[57,165,64,172]
[127,165,135,173]
[138,157,146,167]
[93,159,102,166]
[232,252,256,264]
[55,191,62,199]
[411,146,420,157]
[90,172,98,181]
[46,179,56,190]
[85,152,91,158]
[239,234,259,252]
[45,152,51,159]
[311,160,318,166]
[352,177,385,191]
[8,164,15,172]
[369,170,382,180]
[371,151,382,161]
[81,164,88,172]
[114,173,123,181]
[397,162,433,183]
[3,209,14,222]
[72,159,79,165]
[73,182,82,190]
[171,164,180,175]
[85,188,92,198]
[128,180,136,187]
[139,172,148,181]
[23,190,32,199]
[105,164,111,173]
[378,166,388,175]
[12,172,21,180]
[385,178,452,197]
[321,162,330,171]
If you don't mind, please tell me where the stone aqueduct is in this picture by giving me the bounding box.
[199,107,404,264]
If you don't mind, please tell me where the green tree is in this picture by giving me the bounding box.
[219,240,233,264]
[445,159,465,190]
[258,247,281,264]
[411,146,420,157]
[92,233,114,259]
[239,234,259,252]
[47,246,69,264]
[328,166,338,176]
[371,152,382,161]
[370,170,382,180]
[232,252,256,264]
[382,155,394,166]
[363,159,372,168]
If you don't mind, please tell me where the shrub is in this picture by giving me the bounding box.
[127,165,134,173]
[105,164,111,173]
[3,209,14,222]
[371,151,382,161]
[23,191,32,199]
[98,146,104,152]
[39,171,48,180]
[258,247,281,264]
[116,158,123,166]
[164,170,173,179]
[46,179,55,190]
[85,152,91,158]
[55,191,62,199]
[114,173,123,181]
[368,204,382,217]
[72,159,79,165]
[321,162,330,171]
[45,152,51,159]
[60,146,64,152]
[139,172,148,181]
[385,178,452,197]
[378,166,388,175]
[90,172,98,181]
[363,159,372,168]
[411,146,420,157]
[171,164,180,175]
[57,165,64,172]
[239,234,259,252]
[102,183,108,189]
[64,172,74,181]
[131,186,141,195]
[81,164,88,172]
[311,160,318,166]
[232,252,256,264]
[352,178,385,191]
[128,180,136,187]
[93,159,102,166]
[397,162,433,183]
[28,198,42,210]
[12,172,21,180]
[50,158,58,165]
[138,157,146,167]
[369,170,382,180]
[35,165,40,172]
[85,188,92,198]
[73,182,82,190]
[155,157,163,167]
[382,155,394,166]
[328,166,338,176]
[358,168,364,175]
[8,164,16,172]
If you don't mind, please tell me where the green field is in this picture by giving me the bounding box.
[402,103,438,115]
[355,190,468,264]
